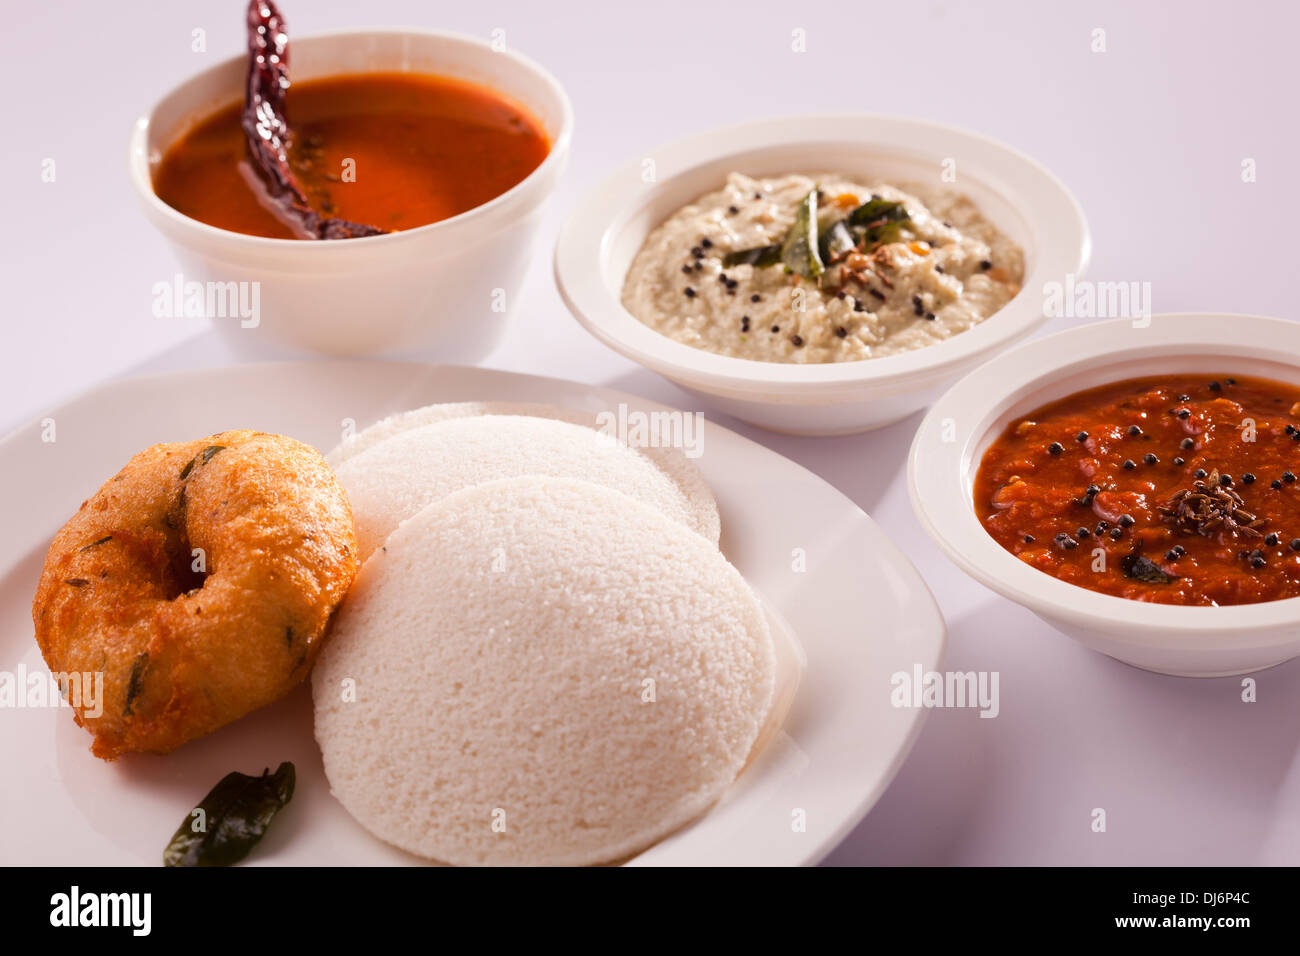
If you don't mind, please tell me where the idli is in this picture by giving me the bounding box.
[313,476,775,866]
[335,414,717,558]
[327,400,719,543]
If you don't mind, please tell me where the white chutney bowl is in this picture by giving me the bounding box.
[554,114,1088,435]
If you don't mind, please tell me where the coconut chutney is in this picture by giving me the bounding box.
[621,172,1024,364]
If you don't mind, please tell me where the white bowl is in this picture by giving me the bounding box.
[909,313,1300,677]
[129,29,573,358]
[553,115,1089,435]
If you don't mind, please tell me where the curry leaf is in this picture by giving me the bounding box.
[163,762,296,867]
[847,198,908,228]
[781,190,824,279]
[859,218,907,249]
[847,198,911,250]
[722,244,782,268]
[819,219,857,264]
[1121,553,1177,584]
[123,652,148,717]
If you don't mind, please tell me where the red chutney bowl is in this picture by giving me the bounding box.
[908,313,1300,677]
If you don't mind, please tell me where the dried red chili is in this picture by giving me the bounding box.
[241,0,386,239]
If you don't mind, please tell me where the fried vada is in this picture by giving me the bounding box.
[32,430,358,759]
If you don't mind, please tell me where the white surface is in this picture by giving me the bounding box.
[129,28,573,357]
[2,0,1298,865]
[554,114,1089,433]
[0,363,944,866]
[911,314,1300,677]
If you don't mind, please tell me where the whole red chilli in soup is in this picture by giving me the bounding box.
[153,72,550,240]
[974,375,1300,606]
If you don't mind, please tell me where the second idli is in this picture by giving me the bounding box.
[327,400,719,543]
[334,414,718,557]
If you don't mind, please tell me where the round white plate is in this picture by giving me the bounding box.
[0,362,945,866]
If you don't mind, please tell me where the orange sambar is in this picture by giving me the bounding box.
[152,72,550,239]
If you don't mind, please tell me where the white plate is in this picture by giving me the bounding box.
[0,361,945,866]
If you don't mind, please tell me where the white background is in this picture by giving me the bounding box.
[3,0,1297,864]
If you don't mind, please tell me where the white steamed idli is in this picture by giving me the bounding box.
[327,400,719,544]
[335,414,717,558]
[312,475,775,867]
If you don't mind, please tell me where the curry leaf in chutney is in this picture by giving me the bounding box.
[1121,553,1178,585]
[721,244,782,268]
[819,219,857,264]
[781,190,824,279]
[847,198,911,250]
[847,197,908,227]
